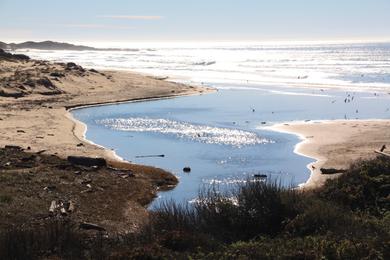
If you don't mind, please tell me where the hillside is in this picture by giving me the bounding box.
[1,40,97,51]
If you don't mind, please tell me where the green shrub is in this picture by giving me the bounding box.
[319,157,390,216]
[152,180,301,243]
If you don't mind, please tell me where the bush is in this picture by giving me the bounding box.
[319,157,390,216]
[151,180,301,243]
[1,157,389,258]
[0,220,84,259]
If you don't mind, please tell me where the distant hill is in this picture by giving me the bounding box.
[0,41,7,49]
[1,41,97,51]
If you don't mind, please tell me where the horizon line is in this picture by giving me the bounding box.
[2,38,390,47]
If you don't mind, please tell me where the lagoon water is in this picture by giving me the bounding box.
[18,42,390,207]
[72,86,390,207]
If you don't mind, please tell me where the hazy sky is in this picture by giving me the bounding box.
[1,0,389,43]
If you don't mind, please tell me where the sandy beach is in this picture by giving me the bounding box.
[270,120,390,189]
[0,57,213,161]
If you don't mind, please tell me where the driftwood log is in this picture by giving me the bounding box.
[4,145,23,150]
[320,168,347,175]
[79,222,106,232]
[374,150,390,158]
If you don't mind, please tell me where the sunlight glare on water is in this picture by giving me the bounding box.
[97,117,272,148]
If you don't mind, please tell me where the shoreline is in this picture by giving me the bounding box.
[66,90,216,165]
[267,119,390,189]
[69,89,390,192]
[0,53,215,232]
[2,52,388,193]
[0,56,214,161]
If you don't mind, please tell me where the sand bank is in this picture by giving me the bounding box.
[0,58,213,163]
[269,120,390,189]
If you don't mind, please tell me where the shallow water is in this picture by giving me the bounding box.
[72,86,390,207]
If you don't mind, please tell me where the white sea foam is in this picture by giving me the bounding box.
[97,117,271,147]
[14,42,390,92]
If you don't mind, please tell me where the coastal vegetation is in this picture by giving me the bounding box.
[1,155,389,259]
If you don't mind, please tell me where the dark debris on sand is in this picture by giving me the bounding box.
[0,145,177,234]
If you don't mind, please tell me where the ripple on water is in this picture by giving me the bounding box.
[97,117,273,147]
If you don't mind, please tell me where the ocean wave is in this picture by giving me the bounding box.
[17,43,390,90]
[97,117,272,147]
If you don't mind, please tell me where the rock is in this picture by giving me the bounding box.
[67,156,107,167]
[183,167,191,173]
[81,178,92,184]
[89,69,99,73]
[254,174,267,178]
[43,185,56,191]
[0,49,30,60]
[118,172,134,178]
[36,78,56,89]
[24,79,36,87]
[66,62,78,68]
[0,90,25,98]
[66,62,85,72]
[49,200,58,214]
[68,200,75,212]
[50,72,65,78]
[60,204,67,215]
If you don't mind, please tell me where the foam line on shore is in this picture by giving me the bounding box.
[263,122,322,189]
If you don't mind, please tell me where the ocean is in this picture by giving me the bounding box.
[16,42,390,207]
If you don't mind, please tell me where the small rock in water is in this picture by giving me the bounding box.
[183,167,191,173]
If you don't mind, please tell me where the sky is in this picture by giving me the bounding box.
[1,0,389,44]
